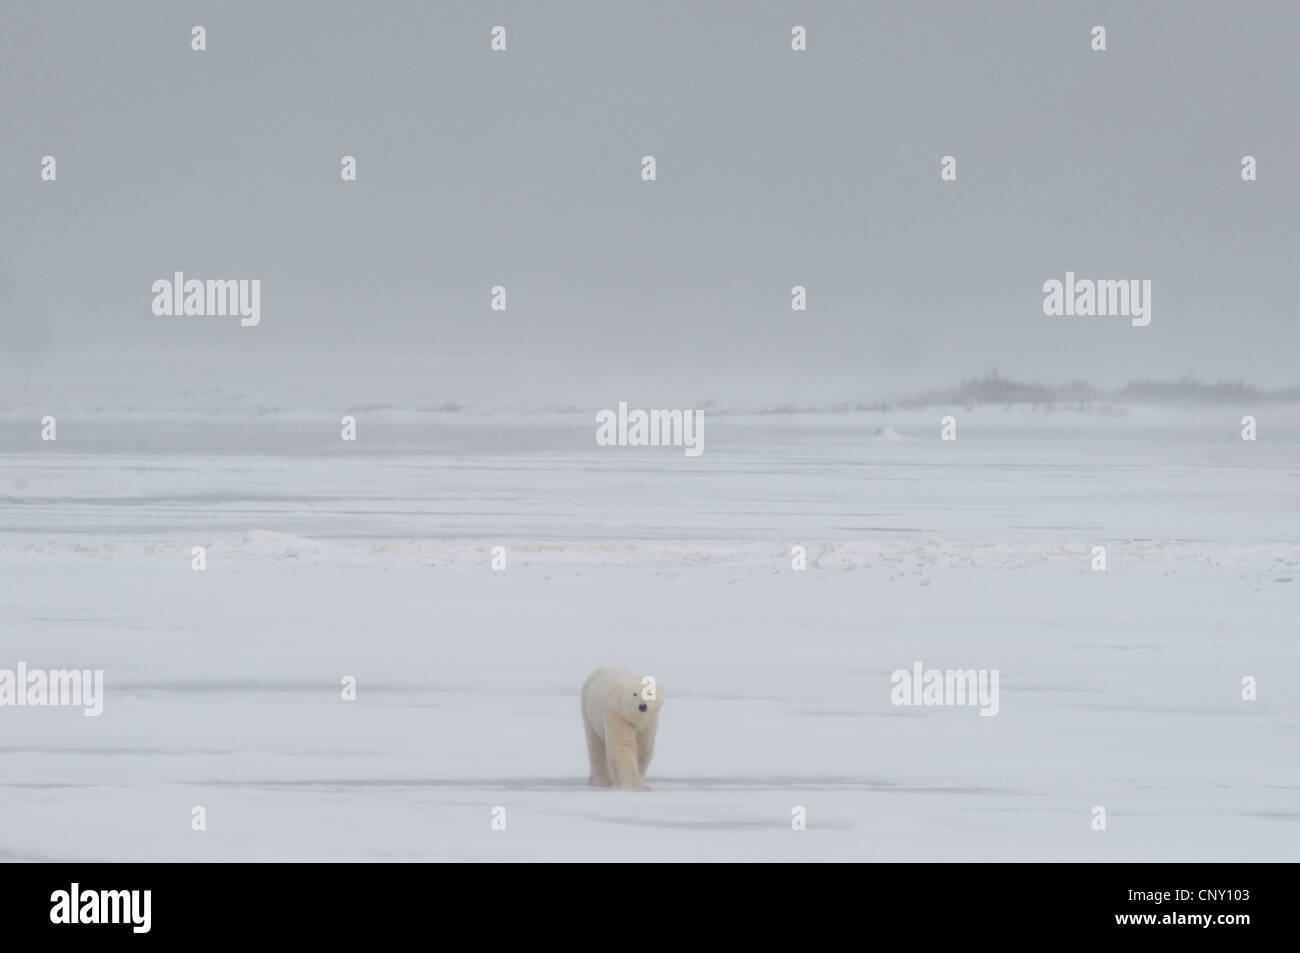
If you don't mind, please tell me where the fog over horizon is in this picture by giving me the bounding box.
[4,0,1298,411]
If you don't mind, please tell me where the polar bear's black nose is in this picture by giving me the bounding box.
[638,703,648,712]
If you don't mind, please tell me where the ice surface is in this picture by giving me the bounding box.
[1,407,1297,861]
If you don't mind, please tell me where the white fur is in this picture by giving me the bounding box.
[581,667,665,790]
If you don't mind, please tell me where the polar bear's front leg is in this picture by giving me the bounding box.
[585,719,610,787]
[604,717,646,790]
[636,721,657,779]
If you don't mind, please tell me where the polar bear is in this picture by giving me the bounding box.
[581,668,665,790]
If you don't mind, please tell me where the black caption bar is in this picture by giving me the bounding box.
[0,862,1277,941]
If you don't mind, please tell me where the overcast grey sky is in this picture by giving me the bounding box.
[2,0,1297,407]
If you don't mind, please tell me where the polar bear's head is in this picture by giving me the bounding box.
[623,679,665,720]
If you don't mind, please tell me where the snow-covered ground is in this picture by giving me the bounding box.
[1,406,1297,861]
